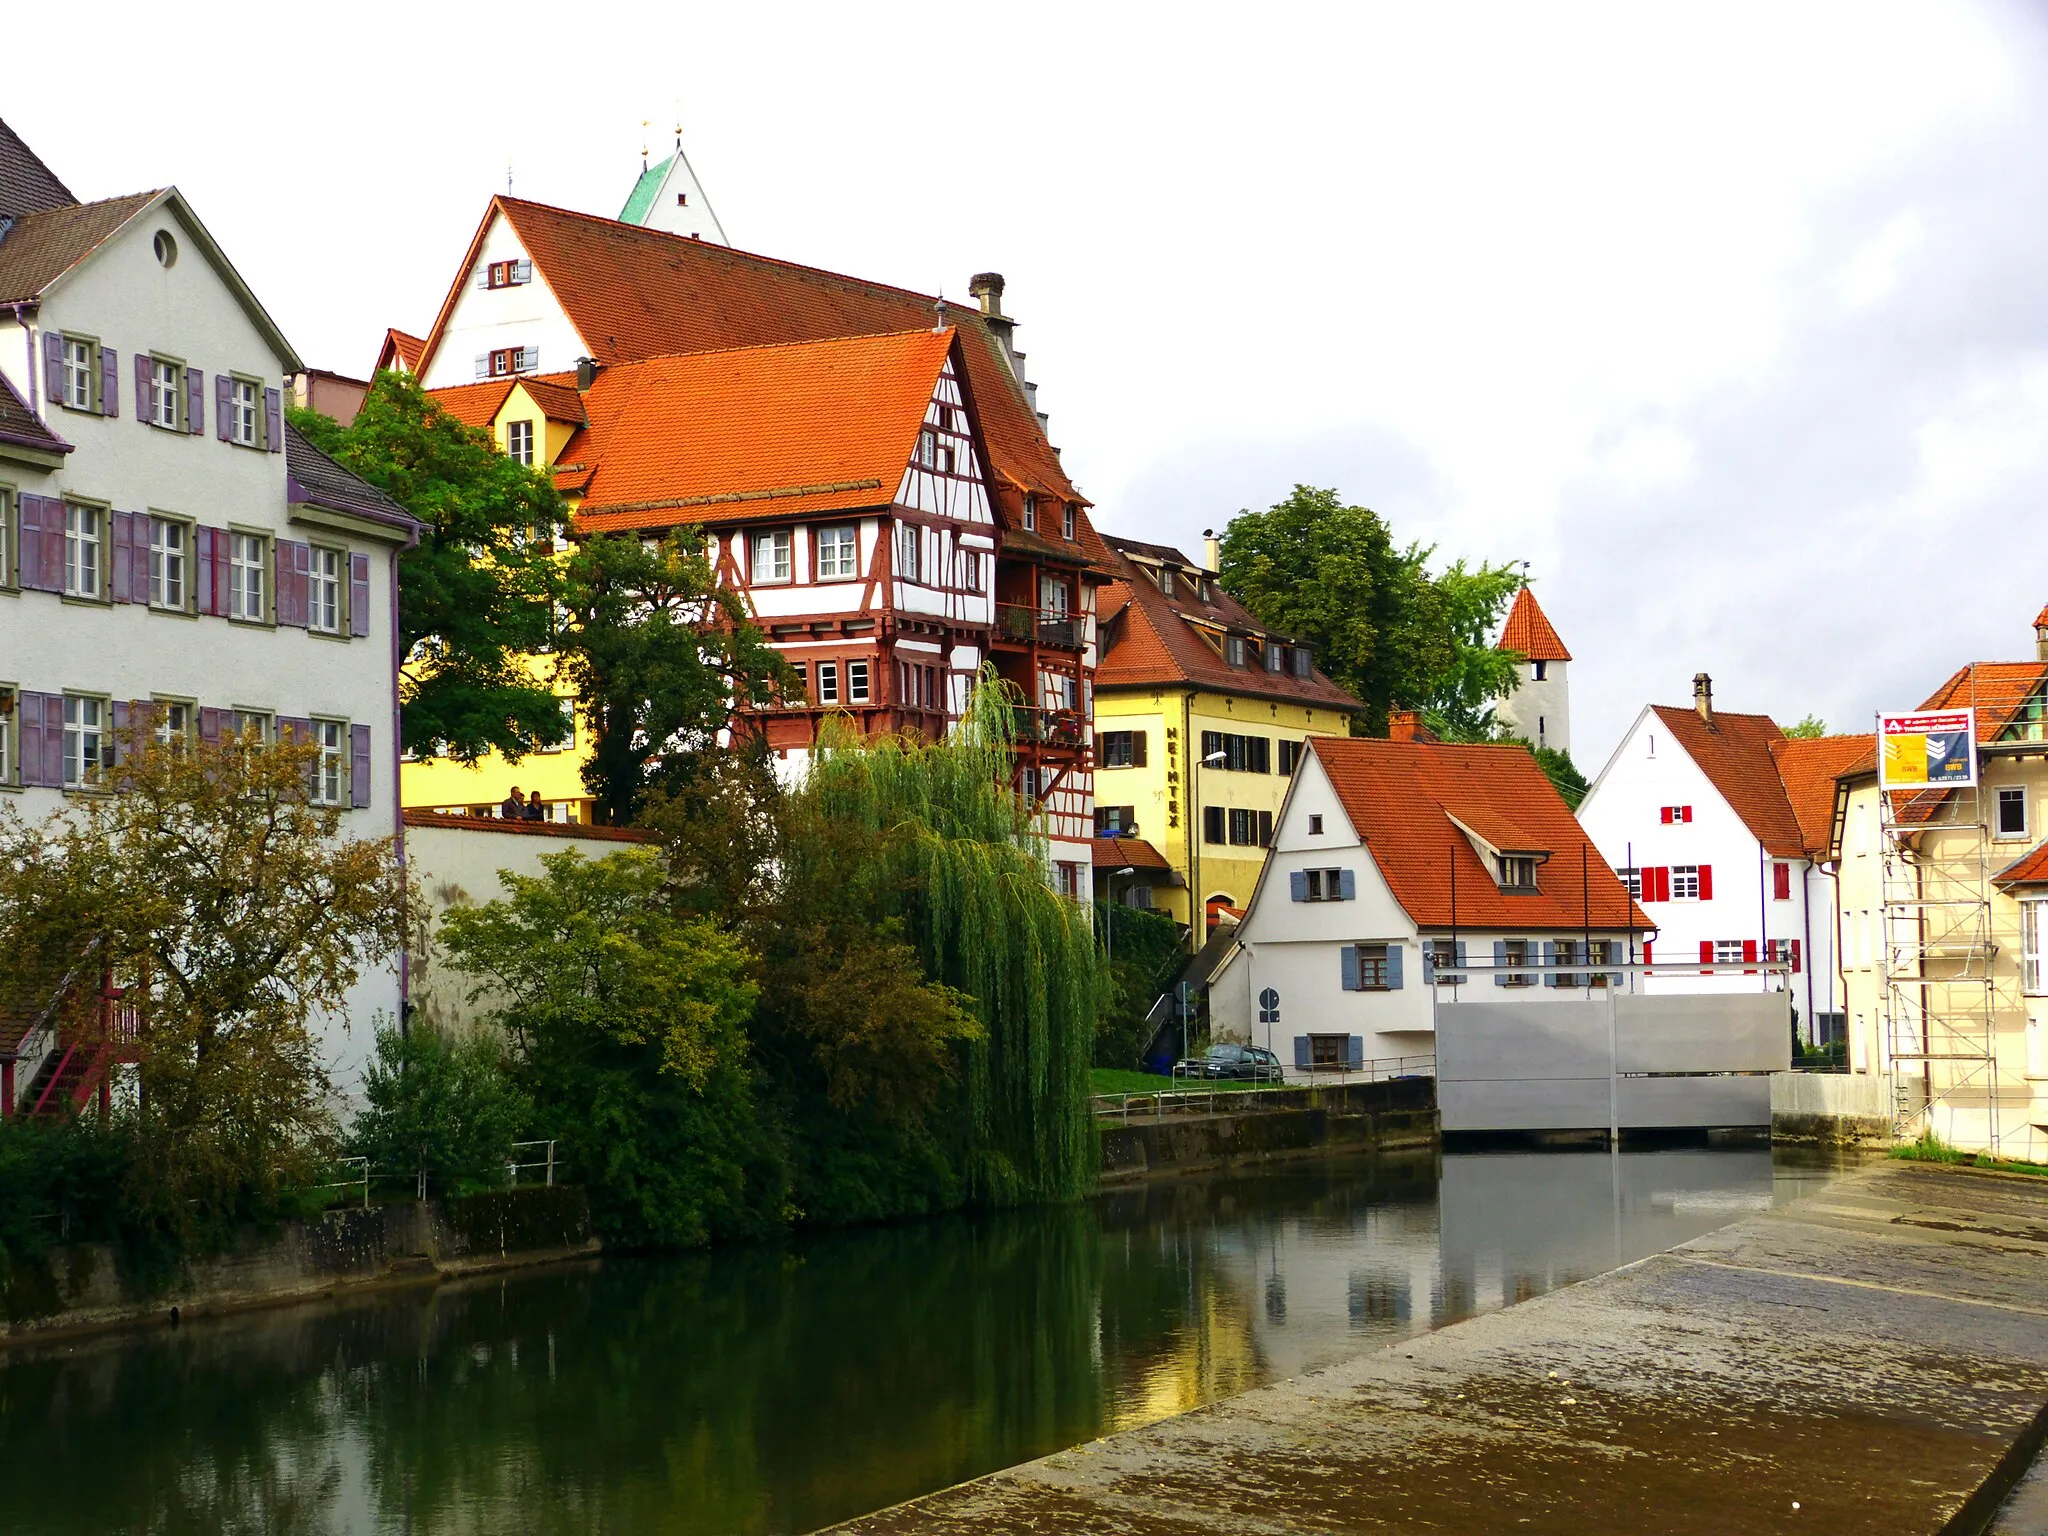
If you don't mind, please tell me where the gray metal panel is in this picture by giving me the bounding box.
[1439,1077,1612,1133]
[1617,1075,1772,1128]
[1614,994,1791,1074]
[1434,1002,1611,1080]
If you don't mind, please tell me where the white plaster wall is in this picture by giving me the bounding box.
[636,154,727,244]
[416,218,586,390]
[1496,658,1570,756]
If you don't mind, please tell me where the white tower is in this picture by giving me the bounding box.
[1494,586,1572,757]
[619,127,729,244]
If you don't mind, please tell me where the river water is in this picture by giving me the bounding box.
[0,1146,1844,1534]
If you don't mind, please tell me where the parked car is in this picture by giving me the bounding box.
[1172,1044,1284,1082]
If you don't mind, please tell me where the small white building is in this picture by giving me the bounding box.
[0,120,418,1099]
[1209,735,1647,1077]
[1494,586,1572,757]
[1577,674,1867,1042]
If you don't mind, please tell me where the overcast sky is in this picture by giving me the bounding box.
[14,1,2048,767]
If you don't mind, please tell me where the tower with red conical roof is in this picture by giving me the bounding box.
[1495,585,1573,756]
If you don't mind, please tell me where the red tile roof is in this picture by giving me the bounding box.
[425,378,516,430]
[1497,587,1571,662]
[516,375,588,425]
[1994,840,2048,889]
[0,369,70,457]
[1093,537,1362,712]
[2035,602,2048,630]
[1091,836,1174,873]
[1312,737,1648,932]
[378,327,426,375]
[1889,661,2048,824]
[1649,705,1806,858]
[0,190,160,303]
[416,198,1084,540]
[567,329,955,530]
[1767,734,1870,858]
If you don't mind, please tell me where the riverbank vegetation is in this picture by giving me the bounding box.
[1890,1127,2048,1178]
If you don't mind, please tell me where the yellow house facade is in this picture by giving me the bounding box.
[399,372,596,822]
[1092,536,1362,940]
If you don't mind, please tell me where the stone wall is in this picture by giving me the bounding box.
[1770,1070,1893,1148]
[1,1185,596,1340]
[1097,1077,1436,1184]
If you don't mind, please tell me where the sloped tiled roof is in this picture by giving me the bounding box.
[0,118,75,220]
[1091,836,1174,873]
[284,424,419,537]
[1312,737,1648,931]
[1887,660,2048,825]
[424,372,589,433]
[378,327,426,375]
[1497,587,1571,661]
[2036,602,2048,630]
[1094,536,1362,711]
[1649,705,1806,858]
[418,198,1085,529]
[0,191,160,304]
[1993,840,2048,889]
[1767,734,1870,858]
[0,369,70,457]
[566,329,955,530]
[516,375,588,425]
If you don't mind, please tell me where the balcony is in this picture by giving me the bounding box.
[1013,706,1086,750]
[995,604,1086,651]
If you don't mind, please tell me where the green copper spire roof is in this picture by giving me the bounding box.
[619,156,673,226]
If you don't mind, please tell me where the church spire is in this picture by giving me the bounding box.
[618,117,729,245]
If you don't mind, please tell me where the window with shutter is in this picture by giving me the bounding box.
[1773,862,1792,900]
[264,388,282,453]
[64,503,103,599]
[349,553,372,637]
[185,368,204,435]
[150,358,183,430]
[350,724,372,808]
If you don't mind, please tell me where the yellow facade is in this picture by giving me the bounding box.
[401,382,598,822]
[1093,687,1351,931]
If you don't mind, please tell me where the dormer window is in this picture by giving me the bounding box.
[1226,635,1246,667]
[506,420,534,465]
[1497,855,1538,890]
[1158,566,1176,598]
[1063,503,1077,540]
[1265,642,1285,673]
[1292,647,1312,678]
[485,260,532,289]
[1021,493,1037,531]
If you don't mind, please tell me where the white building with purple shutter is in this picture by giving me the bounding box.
[0,120,419,1100]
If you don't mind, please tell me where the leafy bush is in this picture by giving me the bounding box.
[348,1022,529,1196]
[0,1117,131,1264]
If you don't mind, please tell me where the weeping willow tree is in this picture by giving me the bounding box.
[792,668,1106,1206]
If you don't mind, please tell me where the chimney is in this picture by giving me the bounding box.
[1202,528,1221,574]
[968,272,1006,318]
[1693,672,1714,725]
[1388,710,1439,744]
[575,356,599,392]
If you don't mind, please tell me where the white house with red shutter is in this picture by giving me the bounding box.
[0,119,418,1108]
[1577,674,1867,1042]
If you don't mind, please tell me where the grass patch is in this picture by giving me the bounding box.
[1088,1068,1287,1097]
[1890,1127,2048,1178]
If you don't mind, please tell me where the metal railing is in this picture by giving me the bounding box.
[508,1140,559,1188]
[1093,1055,1435,1121]
[995,604,1086,650]
[319,1155,371,1210]
[1013,707,1086,748]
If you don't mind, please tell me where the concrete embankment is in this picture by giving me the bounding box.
[1772,1069,1893,1148]
[1097,1077,1436,1184]
[829,1161,2048,1535]
[1,1185,597,1342]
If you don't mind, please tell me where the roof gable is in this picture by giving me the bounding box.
[1311,736,1646,931]
[1498,587,1571,661]
[567,328,962,530]
[1647,704,1805,857]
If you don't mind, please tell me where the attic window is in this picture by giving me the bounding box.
[1292,647,1311,678]
[1021,493,1037,531]
[1496,855,1538,891]
[486,260,532,289]
[676,193,688,206]
[1063,504,1077,540]
[153,230,178,268]
[1158,566,1175,598]
[1226,636,1247,667]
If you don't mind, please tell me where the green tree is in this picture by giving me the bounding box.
[348,1023,529,1196]
[437,847,780,1248]
[1785,714,1828,739]
[1218,485,1522,735]
[1530,744,1591,809]
[0,725,410,1245]
[555,532,793,825]
[290,371,569,765]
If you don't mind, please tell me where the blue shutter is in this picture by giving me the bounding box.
[1339,868,1356,901]
[1544,940,1560,986]
[1293,1036,1311,1069]
[1455,941,1468,973]
[1340,945,1360,991]
[350,724,372,809]
[99,347,117,417]
[1346,1036,1364,1069]
[1290,871,1307,902]
[1385,945,1403,990]
[1494,940,1510,987]
[43,332,63,404]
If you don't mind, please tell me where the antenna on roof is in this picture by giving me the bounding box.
[933,291,948,335]
[507,159,514,194]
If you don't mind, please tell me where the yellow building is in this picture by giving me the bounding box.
[1092,535,1362,940]
[398,373,596,822]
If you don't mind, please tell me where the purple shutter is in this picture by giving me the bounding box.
[135,353,152,423]
[43,332,63,404]
[213,530,230,617]
[99,348,117,417]
[274,542,294,626]
[16,693,48,786]
[131,519,152,605]
[111,700,131,769]
[292,541,312,625]
[349,724,372,808]
[348,552,370,636]
[264,388,282,452]
[17,496,49,591]
[109,511,134,604]
[40,499,64,594]
[198,707,227,746]
[215,373,232,441]
[277,716,312,742]
[186,368,204,436]
[29,692,65,788]
[192,527,214,614]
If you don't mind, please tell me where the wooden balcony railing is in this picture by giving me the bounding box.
[995,604,1085,650]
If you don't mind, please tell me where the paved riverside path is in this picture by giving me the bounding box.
[828,1163,2048,1535]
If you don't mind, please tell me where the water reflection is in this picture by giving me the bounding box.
[0,1147,1845,1535]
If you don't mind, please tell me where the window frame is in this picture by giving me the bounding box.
[1355,942,1392,990]
[309,718,348,807]
[1496,854,1538,891]
[1671,864,1702,901]
[227,528,272,624]
[307,544,345,635]
[1101,730,1136,768]
[2023,897,2045,996]
[1500,937,1536,988]
[0,484,13,591]
[1062,504,1076,540]
[750,528,793,585]
[148,513,191,612]
[896,522,921,584]
[228,375,263,448]
[150,355,185,431]
[1308,814,1324,835]
[150,696,195,752]
[814,524,860,581]
[59,334,101,413]
[847,659,871,704]
[1303,867,1346,902]
[505,419,535,466]
[0,683,14,786]
[64,500,107,602]
[229,709,273,746]
[62,692,109,790]
[817,661,841,706]
[1996,786,2027,841]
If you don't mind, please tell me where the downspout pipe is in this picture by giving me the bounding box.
[389,523,420,1030]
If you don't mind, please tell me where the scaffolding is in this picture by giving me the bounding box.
[1878,775,2002,1152]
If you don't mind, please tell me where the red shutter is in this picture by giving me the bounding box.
[1742,939,1758,974]
[1643,941,1654,966]
[1698,864,1713,900]
[1660,806,1673,824]
[1699,939,1714,975]
[1773,862,1791,900]
[1682,806,1693,823]
[1657,867,1673,903]
[1791,939,1802,974]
